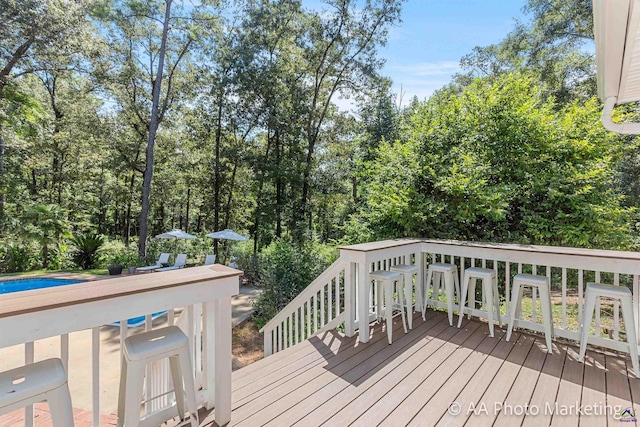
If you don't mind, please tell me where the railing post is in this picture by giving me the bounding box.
[344,262,357,337]
[415,249,424,313]
[214,295,232,426]
[358,260,370,343]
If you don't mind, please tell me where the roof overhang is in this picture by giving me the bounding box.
[594,0,640,134]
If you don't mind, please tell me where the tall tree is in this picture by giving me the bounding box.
[96,0,198,256]
[0,0,94,227]
[294,0,403,240]
[459,0,595,102]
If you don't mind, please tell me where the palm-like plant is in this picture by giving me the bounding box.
[22,204,71,269]
[71,233,105,270]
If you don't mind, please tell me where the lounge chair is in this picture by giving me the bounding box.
[156,254,187,272]
[136,253,170,272]
[204,254,216,265]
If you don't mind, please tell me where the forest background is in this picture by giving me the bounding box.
[2,0,639,322]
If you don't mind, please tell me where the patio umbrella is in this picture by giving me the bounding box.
[155,229,197,257]
[206,229,248,264]
[205,229,248,241]
[155,229,197,239]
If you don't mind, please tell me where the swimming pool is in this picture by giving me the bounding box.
[0,277,86,294]
[0,277,166,327]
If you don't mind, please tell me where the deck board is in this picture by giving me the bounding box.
[579,350,608,427]
[198,310,640,427]
[492,337,547,427]
[406,329,505,426]
[349,322,483,427]
[263,313,446,426]
[521,341,566,427]
[382,325,497,426]
[459,332,536,426]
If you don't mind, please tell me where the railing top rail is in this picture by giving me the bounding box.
[0,265,242,319]
[420,239,640,260]
[340,238,640,261]
[339,239,423,252]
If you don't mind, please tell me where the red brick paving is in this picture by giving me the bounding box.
[0,404,117,426]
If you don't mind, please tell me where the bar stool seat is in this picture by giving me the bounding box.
[506,274,554,353]
[118,325,199,427]
[390,264,419,329]
[422,263,460,326]
[578,283,639,378]
[458,267,501,337]
[0,358,74,427]
[370,270,407,344]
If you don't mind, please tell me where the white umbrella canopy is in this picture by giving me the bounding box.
[155,229,197,239]
[205,229,248,241]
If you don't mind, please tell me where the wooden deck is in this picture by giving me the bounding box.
[200,310,640,426]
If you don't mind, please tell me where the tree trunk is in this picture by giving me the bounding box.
[138,0,172,258]
[251,133,272,254]
[213,82,224,257]
[185,186,191,232]
[223,159,237,230]
[275,129,282,238]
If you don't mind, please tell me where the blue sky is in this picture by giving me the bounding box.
[380,0,527,104]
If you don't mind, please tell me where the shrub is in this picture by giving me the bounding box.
[71,233,105,270]
[100,240,140,268]
[252,239,337,328]
[0,242,38,273]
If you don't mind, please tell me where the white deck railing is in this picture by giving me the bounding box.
[260,259,349,356]
[0,265,240,427]
[263,238,640,357]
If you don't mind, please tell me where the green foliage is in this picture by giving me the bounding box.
[70,233,105,269]
[101,240,141,268]
[354,73,635,249]
[252,239,338,328]
[21,203,72,269]
[0,241,39,273]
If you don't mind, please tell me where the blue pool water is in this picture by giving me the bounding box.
[0,277,85,294]
[1,277,167,327]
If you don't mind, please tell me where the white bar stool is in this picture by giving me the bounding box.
[0,358,74,427]
[390,264,419,329]
[506,274,554,353]
[458,267,501,337]
[118,325,199,427]
[422,263,460,326]
[370,270,407,344]
[578,283,640,378]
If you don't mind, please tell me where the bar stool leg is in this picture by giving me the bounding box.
[457,272,470,328]
[620,296,640,378]
[515,285,525,321]
[397,280,408,334]
[506,281,522,342]
[578,291,597,362]
[422,268,434,320]
[454,271,461,310]
[385,280,394,344]
[177,347,199,426]
[47,384,75,427]
[492,276,501,326]
[123,362,145,427]
[404,273,413,329]
[445,272,455,326]
[169,356,186,419]
[376,281,383,322]
[538,285,554,353]
[484,278,495,337]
